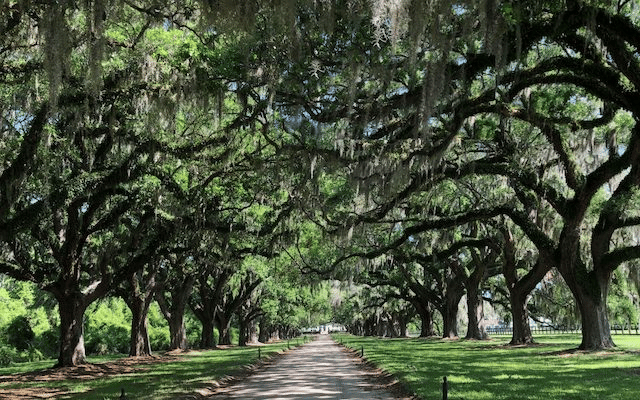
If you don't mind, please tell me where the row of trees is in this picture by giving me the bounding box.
[324,0,640,350]
[266,0,640,349]
[2,0,640,366]
[0,272,334,365]
[0,0,337,366]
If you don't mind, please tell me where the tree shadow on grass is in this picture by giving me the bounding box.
[0,355,177,400]
[337,335,640,400]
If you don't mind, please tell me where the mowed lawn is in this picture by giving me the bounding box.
[0,339,307,399]
[333,333,640,400]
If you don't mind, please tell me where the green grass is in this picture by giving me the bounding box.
[0,337,311,399]
[333,333,640,400]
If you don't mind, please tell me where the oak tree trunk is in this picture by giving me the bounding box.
[569,272,615,349]
[465,286,487,340]
[398,314,408,338]
[559,228,614,350]
[442,286,463,338]
[415,302,436,337]
[129,296,152,356]
[168,311,188,350]
[258,318,271,343]
[238,318,249,346]
[500,225,548,345]
[155,277,194,351]
[125,273,156,357]
[56,294,88,367]
[216,313,232,345]
[247,320,259,344]
[509,292,533,345]
[200,317,216,348]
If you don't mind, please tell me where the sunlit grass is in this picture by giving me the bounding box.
[333,333,640,400]
[0,337,311,399]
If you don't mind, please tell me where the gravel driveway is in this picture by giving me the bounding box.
[215,335,399,400]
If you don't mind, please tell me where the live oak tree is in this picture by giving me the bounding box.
[6,0,640,358]
[189,257,232,348]
[272,1,640,351]
[214,267,263,345]
[0,1,211,366]
[155,252,196,351]
[119,264,158,357]
[452,3,640,349]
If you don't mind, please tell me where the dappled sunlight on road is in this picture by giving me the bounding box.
[220,335,395,400]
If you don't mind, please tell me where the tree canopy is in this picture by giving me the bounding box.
[2,0,640,366]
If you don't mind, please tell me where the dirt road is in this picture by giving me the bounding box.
[214,335,401,400]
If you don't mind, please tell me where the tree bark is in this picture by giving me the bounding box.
[564,269,614,349]
[237,303,262,346]
[200,317,216,348]
[441,301,459,338]
[414,302,436,337]
[441,278,464,338]
[55,294,88,367]
[189,268,231,349]
[123,271,157,357]
[238,318,249,346]
[168,313,189,350]
[397,313,408,337]
[156,276,194,351]
[500,223,552,345]
[216,313,232,345]
[129,295,153,356]
[465,284,488,340]
[556,223,615,349]
[271,327,281,341]
[49,269,110,367]
[248,319,259,344]
[258,318,271,343]
[509,291,533,345]
[363,316,375,336]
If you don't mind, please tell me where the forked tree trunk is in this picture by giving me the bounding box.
[190,269,231,349]
[500,224,548,345]
[439,265,465,339]
[156,277,194,351]
[566,272,614,349]
[125,273,156,357]
[56,294,89,367]
[558,227,614,350]
[464,247,490,340]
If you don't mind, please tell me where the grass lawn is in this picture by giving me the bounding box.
[333,333,640,400]
[0,337,310,399]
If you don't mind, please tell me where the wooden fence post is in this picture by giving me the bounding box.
[442,376,448,400]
